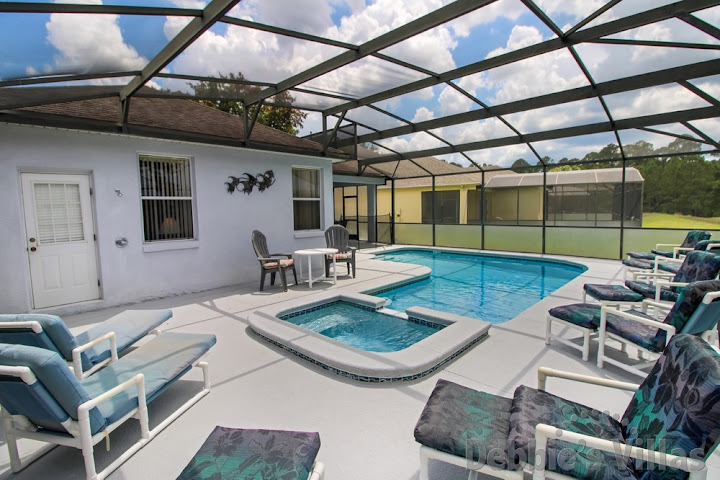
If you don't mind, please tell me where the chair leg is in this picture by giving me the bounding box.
[545,317,552,346]
[279,268,288,292]
[419,447,430,480]
[1,410,22,472]
[259,270,266,291]
[292,267,298,285]
[270,272,276,286]
[351,257,356,278]
[325,260,330,278]
[582,330,590,362]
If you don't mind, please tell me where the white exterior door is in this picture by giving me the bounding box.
[21,173,100,309]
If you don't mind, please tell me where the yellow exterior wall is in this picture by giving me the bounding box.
[377,185,478,223]
[518,187,543,220]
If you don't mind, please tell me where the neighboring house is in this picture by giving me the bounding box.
[378,167,644,227]
[0,90,344,313]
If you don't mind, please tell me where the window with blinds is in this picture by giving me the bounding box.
[292,168,322,231]
[139,154,195,242]
[33,183,84,244]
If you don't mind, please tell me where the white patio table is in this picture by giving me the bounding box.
[294,248,338,288]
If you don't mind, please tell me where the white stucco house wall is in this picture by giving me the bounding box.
[0,94,343,314]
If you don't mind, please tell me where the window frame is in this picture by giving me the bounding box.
[137,153,197,244]
[292,166,324,233]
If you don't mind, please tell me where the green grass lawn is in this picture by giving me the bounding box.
[642,213,720,229]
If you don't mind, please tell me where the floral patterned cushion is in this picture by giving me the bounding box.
[414,379,512,468]
[671,251,720,285]
[262,258,294,269]
[326,252,351,260]
[650,248,675,258]
[682,230,712,248]
[662,279,720,335]
[628,251,657,260]
[176,426,321,480]
[604,311,667,353]
[584,284,645,302]
[622,259,681,274]
[622,334,720,480]
[625,280,679,302]
[548,303,602,329]
[507,385,633,477]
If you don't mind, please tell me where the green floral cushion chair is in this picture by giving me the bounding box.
[627,230,710,261]
[177,427,323,480]
[414,334,720,479]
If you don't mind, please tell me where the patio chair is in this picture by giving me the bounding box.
[0,309,171,379]
[415,334,720,480]
[547,279,720,365]
[176,426,325,480]
[0,331,216,480]
[621,239,720,277]
[597,279,720,376]
[251,230,298,292]
[324,224,356,278]
[626,229,710,260]
[584,250,720,305]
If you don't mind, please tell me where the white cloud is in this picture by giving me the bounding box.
[45,0,148,78]
[412,107,435,123]
[604,85,710,120]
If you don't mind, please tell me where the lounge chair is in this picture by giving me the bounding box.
[621,239,720,277]
[414,334,720,479]
[584,250,720,305]
[176,426,325,480]
[251,230,298,292]
[626,229,710,260]
[0,332,216,480]
[324,225,356,278]
[547,279,720,365]
[597,280,720,376]
[0,309,171,379]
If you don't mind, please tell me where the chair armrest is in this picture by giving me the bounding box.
[655,280,688,289]
[71,332,118,380]
[537,367,639,392]
[532,424,707,480]
[654,243,680,249]
[640,298,673,315]
[257,257,284,263]
[269,252,293,258]
[673,246,694,258]
[76,373,150,442]
[631,271,674,281]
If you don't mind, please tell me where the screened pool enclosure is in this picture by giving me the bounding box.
[2,0,720,260]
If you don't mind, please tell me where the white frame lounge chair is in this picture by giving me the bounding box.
[415,334,720,480]
[0,309,171,379]
[0,332,216,480]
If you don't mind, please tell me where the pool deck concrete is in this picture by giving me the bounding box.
[1,246,718,480]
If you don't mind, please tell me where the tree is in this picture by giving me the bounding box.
[511,158,532,173]
[189,72,307,135]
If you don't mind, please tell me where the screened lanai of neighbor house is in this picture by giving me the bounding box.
[2,1,720,480]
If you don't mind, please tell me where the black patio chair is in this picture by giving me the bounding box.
[251,230,298,292]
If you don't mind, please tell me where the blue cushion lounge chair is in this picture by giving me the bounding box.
[0,332,215,480]
[0,309,171,379]
[626,229,710,261]
[547,279,720,366]
[415,334,720,480]
[584,250,720,305]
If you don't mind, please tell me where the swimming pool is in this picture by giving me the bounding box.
[371,249,585,324]
[280,301,443,352]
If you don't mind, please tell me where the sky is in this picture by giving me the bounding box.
[1,0,720,167]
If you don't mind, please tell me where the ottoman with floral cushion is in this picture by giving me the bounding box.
[176,427,322,480]
[414,334,720,479]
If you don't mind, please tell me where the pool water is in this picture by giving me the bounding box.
[373,250,585,324]
[281,302,443,352]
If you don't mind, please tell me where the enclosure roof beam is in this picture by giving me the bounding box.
[358,106,720,165]
[119,0,241,102]
[334,58,720,148]
[0,2,200,16]
[241,0,498,106]
[563,0,623,38]
[323,0,717,116]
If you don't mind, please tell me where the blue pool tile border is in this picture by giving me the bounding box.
[250,328,487,383]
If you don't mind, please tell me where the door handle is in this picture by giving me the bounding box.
[29,237,36,243]
[30,247,37,252]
